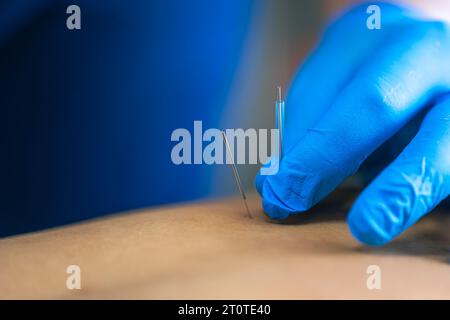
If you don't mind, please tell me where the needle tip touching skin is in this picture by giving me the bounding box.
[222,131,253,219]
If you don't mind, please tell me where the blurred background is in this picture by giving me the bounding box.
[0,0,414,236]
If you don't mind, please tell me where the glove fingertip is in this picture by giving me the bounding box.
[262,197,291,220]
[347,203,393,246]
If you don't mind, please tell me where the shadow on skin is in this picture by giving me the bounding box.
[261,186,358,226]
[355,213,450,264]
[261,187,450,264]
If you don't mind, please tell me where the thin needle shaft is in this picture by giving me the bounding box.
[221,131,252,219]
[276,86,284,159]
[277,86,282,103]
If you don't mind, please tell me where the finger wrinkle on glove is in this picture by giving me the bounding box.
[262,167,313,218]
[262,178,299,219]
[348,156,445,245]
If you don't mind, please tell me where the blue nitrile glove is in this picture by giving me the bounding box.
[255,2,450,246]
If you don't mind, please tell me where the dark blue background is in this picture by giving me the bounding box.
[0,0,256,236]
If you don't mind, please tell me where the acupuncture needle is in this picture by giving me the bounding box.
[276,86,285,159]
[221,131,253,219]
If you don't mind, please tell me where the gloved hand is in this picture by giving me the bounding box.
[255,2,450,246]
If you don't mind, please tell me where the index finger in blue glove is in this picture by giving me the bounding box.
[255,3,418,196]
